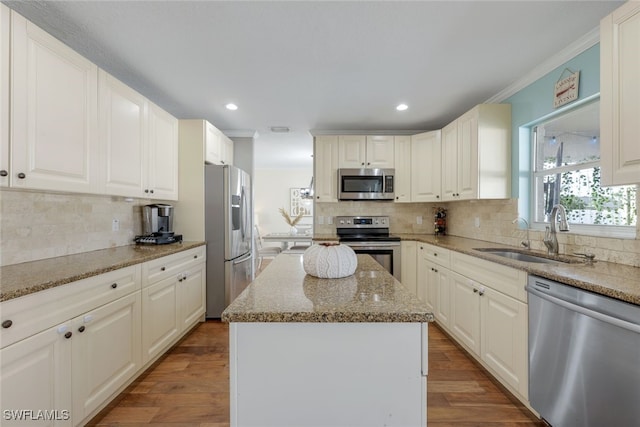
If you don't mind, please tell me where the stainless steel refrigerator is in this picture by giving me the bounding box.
[205,164,253,318]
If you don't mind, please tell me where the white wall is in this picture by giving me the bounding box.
[254,168,313,242]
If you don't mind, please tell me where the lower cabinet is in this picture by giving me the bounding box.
[449,270,481,354]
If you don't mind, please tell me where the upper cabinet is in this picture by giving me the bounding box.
[600,1,640,186]
[10,10,99,194]
[338,135,394,168]
[441,104,511,201]
[205,122,234,166]
[0,4,9,187]
[314,136,339,202]
[147,101,179,200]
[393,135,411,202]
[411,130,441,202]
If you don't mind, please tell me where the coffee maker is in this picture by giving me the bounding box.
[135,204,183,245]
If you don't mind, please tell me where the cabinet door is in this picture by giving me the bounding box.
[449,271,480,354]
[601,1,640,186]
[0,323,73,427]
[179,264,206,331]
[147,101,179,200]
[393,136,411,202]
[411,130,441,202]
[11,11,98,194]
[141,275,180,364]
[0,4,8,187]
[338,135,366,168]
[435,267,451,329]
[72,292,141,422]
[366,135,394,168]
[416,245,437,313]
[457,108,479,200]
[400,241,417,295]
[480,287,528,398]
[441,120,458,201]
[221,134,234,165]
[314,136,339,202]
[205,121,222,165]
[99,70,147,197]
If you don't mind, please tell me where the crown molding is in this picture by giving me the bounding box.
[485,26,600,103]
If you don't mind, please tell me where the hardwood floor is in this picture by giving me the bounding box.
[89,320,543,426]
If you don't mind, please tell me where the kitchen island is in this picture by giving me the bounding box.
[222,253,434,427]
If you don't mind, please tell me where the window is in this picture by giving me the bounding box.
[532,100,637,230]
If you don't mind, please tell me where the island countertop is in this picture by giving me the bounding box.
[222,253,434,323]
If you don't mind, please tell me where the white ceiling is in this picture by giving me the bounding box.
[4,1,624,169]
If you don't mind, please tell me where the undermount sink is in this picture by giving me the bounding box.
[473,248,573,264]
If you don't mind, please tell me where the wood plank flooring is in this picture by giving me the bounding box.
[88,320,544,426]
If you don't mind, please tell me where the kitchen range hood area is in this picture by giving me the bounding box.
[1,2,639,427]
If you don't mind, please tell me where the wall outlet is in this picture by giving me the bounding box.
[416,216,423,225]
[112,218,120,232]
[474,217,480,228]
[317,216,324,225]
[327,216,333,225]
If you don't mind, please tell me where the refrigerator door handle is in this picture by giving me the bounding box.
[233,252,252,265]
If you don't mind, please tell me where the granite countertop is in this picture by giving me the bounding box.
[397,234,640,306]
[222,254,434,323]
[0,241,206,302]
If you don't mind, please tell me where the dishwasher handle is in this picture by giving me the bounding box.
[526,284,640,334]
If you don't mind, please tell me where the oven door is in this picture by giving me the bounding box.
[342,241,401,281]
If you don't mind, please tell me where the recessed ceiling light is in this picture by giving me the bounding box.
[270,126,290,133]
[396,103,408,111]
[225,103,238,111]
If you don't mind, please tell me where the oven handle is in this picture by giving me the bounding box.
[341,241,400,248]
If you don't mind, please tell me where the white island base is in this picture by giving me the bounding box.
[229,322,428,427]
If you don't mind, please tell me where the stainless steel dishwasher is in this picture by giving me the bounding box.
[527,275,640,427]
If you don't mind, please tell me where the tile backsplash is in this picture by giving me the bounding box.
[1,190,144,266]
[315,198,640,268]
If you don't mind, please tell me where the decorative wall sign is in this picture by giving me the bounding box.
[290,188,312,217]
[554,68,580,108]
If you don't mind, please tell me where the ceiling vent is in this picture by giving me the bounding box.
[270,126,290,133]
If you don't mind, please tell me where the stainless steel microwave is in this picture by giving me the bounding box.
[338,168,395,201]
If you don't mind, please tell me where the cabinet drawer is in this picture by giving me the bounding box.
[0,265,141,349]
[141,246,206,287]
[418,243,450,268]
[451,252,527,302]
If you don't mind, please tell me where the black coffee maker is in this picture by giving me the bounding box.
[135,204,183,245]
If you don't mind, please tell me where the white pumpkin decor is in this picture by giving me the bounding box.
[303,243,358,279]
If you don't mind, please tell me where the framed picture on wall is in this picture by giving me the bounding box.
[290,188,313,217]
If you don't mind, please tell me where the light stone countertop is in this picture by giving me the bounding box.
[396,234,640,306]
[221,254,434,323]
[0,241,206,302]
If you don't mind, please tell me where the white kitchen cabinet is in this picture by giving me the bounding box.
[480,286,528,398]
[417,243,451,328]
[179,263,206,331]
[72,292,141,422]
[441,104,511,201]
[221,133,234,166]
[411,130,442,202]
[205,121,234,166]
[10,10,99,194]
[449,270,481,354]
[338,135,394,168]
[0,4,9,188]
[400,240,417,295]
[393,135,412,202]
[141,275,180,363]
[147,101,179,200]
[600,1,640,186]
[0,322,73,427]
[99,70,147,197]
[314,135,339,202]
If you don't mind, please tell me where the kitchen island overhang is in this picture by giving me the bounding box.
[222,253,434,427]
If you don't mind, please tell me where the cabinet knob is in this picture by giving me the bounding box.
[17,172,26,179]
[64,331,73,339]
[150,189,154,194]
[144,189,149,193]
[479,289,485,296]
[473,288,478,293]
[0,170,7,177]
[194,255,198,259]
[433,253,437,256]
[436,195,440,199]
[111,283,118,289]
[2,320,13,328]
[78,326,86,333]
[161,267,166,271]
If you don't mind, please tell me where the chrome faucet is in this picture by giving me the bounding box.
[512,217,530,249]
[543,204,570,256]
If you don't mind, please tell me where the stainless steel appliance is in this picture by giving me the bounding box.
[205,165,253,318]
[336,216,400,280]
[527,275,640,426]
[135,204,183,245]
[338,168,395,201]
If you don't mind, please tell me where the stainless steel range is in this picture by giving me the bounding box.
[336,216,401,281]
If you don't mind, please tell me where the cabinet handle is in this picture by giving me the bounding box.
[78,326,86,333]
[64,331,72,339]
[434,268,438,273]
[17,172,26,179]
[436,195,440,199]
[433,253,437,256]
[161,267,166,271]
[150,189,154,194]
[111,283,118,289]
[2,320,13,328]
[194,255,198,259]
[479,289,485,296]
[473,288,478,293]
[0,170,7,177]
